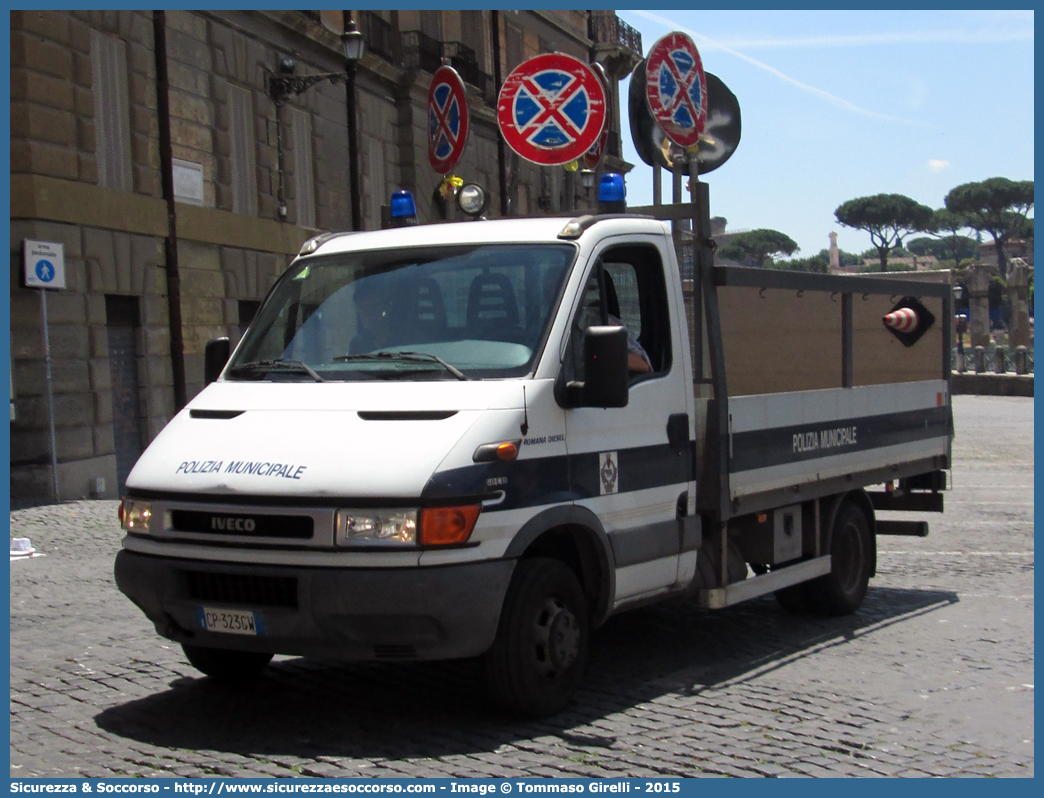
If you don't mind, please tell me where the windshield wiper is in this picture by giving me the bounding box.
[334,351,471,381]
[229,359,326,382]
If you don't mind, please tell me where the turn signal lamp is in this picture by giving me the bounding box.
[473,440,521,462]
[419,505,481,545]
[390,189,418,227]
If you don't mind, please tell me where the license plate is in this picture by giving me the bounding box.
[196,607,265,636]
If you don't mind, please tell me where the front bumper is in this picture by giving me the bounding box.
[114,550,515,661]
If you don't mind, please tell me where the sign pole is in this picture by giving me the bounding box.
[40,289,60,501]
[653,165,662,207]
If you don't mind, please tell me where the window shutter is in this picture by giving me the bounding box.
[364,135,386,230]
[290,108,315,228]
[228,86,257,216]
[90,30,132,192]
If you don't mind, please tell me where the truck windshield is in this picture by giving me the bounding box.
[228,243,577,381]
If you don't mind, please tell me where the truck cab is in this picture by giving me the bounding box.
[115,215,701,716]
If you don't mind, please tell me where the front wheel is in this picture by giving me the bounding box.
[182,644,273,681]
[484,558,589,718]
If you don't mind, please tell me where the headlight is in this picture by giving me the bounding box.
[337,509,417,546]
[120,499,153,533]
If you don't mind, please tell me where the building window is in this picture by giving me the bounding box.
[363,135,386,231]
[420,10,442,41]
[228,85,257,216]
[505,22,523,70]
[90,30,132,192]
[290,108,315,228]
[105,295,144,492]
[460,11,486,70]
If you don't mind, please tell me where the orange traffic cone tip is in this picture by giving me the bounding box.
[883,308,918,333]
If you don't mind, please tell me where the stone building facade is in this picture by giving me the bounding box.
[9,9,640,500]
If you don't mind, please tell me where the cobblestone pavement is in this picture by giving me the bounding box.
[9,396,1033,778]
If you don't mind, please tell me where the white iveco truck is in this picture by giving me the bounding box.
[115,206,953,716]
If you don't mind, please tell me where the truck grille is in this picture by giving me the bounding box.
[182,570,298,608]
[170,510,313,539]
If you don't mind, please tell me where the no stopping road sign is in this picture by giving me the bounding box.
[497,53,606,166]
[428,65,470,175]
[645,31,707,149]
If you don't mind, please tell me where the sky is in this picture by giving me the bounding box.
[615,9,1035,260]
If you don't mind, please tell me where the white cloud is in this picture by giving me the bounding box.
[928,159,951,172]
[630,10,926,125]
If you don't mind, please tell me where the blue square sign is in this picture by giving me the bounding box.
[24,239,66,289]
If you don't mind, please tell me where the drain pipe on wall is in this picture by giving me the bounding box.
[152,11,188,411]
[491,10,508,217]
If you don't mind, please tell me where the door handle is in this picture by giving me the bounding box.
[667,413,689,452]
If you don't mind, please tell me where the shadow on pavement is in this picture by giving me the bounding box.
[94,585,957,760]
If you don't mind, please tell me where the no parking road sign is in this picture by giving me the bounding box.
[645,31,707,149]
[498,53,606,166]
[23,239,66,290]
[428,65,470,175]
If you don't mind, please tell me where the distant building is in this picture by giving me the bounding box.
[979,238,1033,270]
[10,9,640,500]
[858,254,939,272]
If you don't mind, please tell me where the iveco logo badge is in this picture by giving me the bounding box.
[599,451,618,495]
[211,516,257,532]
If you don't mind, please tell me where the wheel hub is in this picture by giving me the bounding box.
[535,598,580,673]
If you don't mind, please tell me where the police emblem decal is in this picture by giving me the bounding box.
[599,451,618,495]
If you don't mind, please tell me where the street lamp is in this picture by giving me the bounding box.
[266,29,366,107]
[265,21,366,224]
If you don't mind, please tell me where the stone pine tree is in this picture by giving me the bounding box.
[923,208,979,267]
[834,194,934,272]
[944,177,1034,278]
[717,229,798,268]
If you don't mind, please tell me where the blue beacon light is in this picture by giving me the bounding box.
[597,173,626,213]
[390,189,418,227]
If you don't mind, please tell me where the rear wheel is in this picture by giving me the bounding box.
[182,644,273,681]
[805,502,874,615]
[484,558,589,718]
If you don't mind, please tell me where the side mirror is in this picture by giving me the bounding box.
[204,337,231,385]
[569,326,629,408]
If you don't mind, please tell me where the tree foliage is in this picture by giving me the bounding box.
[770,254,829,273]
[917,207,981,268]
[944,177,1033,277]
[834,194,934,271]
[717,229,798,268]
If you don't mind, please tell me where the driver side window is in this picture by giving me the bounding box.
[563,243,672,384]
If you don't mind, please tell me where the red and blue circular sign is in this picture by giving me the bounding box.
[497,53,606,166]
[645,32,707,149]
[583,62,611,170]
[428,65,470,175]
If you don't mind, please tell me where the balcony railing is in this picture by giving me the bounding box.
[589,12,642,58]
[401,33,496,106]
[401,30,443,74]
[359,11,398,66]
[443,41,496,105]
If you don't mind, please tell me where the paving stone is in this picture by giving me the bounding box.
[8,397,1034,779]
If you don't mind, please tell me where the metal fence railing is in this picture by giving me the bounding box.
[953,343,1034,374]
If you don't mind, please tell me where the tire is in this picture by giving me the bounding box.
[182,644,273,681]
[484,558,589,718]
[805,501,874,615]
